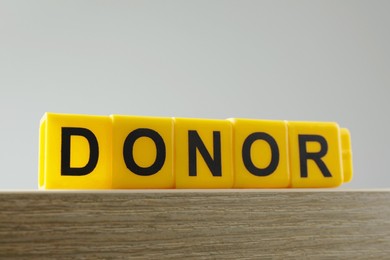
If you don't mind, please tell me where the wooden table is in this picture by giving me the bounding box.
[0,190,389,258]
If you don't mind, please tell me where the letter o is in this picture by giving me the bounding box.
[242,132,279,177]
[123,128,166,176]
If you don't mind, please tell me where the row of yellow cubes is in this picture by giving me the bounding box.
[39,113,353,189]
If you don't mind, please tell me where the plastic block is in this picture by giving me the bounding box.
[287,121,344,188]
[174,118,233,188]
[340,128,353,183]
[39,113,112,189]
[111,115,174,189]
[229,119,290,188]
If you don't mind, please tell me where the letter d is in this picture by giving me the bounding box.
[61,127,99,176]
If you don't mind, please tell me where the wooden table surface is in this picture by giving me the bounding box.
[0,190,389,259]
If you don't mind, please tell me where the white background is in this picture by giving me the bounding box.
[0,0,389,189]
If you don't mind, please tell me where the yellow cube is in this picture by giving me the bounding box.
[288,121,343,188]
[111,115,174,189]
[39,113,112,189]
[174,118,233,188]
[340,128,353,183]
[229,119,290,188]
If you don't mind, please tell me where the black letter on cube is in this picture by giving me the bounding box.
[61,127,99,176]
[242,132,280,177]
[188,130,222,177]
[298,134,332,178]
[123,128,166,176]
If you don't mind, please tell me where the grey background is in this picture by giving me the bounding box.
[0,0,388,189]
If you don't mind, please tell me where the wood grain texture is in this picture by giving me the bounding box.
[0,190,389,259]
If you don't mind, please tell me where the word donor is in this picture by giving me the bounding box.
[39,113,353,189]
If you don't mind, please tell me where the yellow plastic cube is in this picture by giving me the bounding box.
[111,115,174,189]
[229,119,290,188]
[340,128,353,183]
[288,121,345,188]
[39,113,112,189]
[174,118,233,188]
